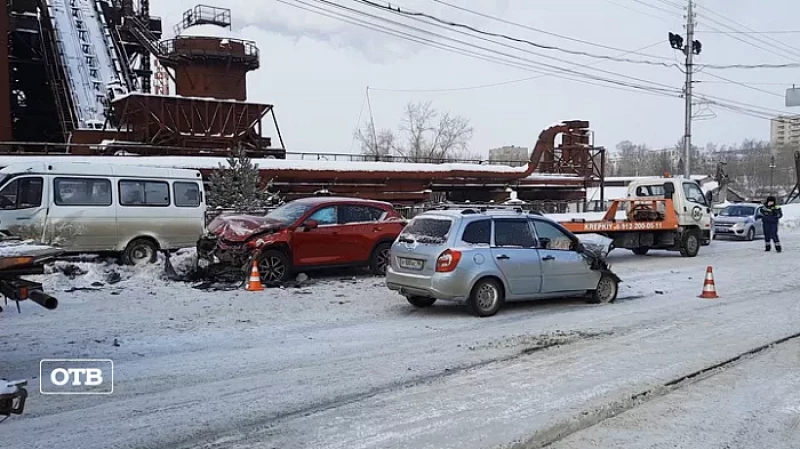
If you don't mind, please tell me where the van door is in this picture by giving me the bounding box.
[49,177,115,251]
[0,176,47,236]
[171,181,206,248]
[117,179,171,250]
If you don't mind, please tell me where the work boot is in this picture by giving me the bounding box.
[765,245,771,252]
[776,244,782,253]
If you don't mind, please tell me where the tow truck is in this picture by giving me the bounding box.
[0,240,61,423]
[561,177,713,257]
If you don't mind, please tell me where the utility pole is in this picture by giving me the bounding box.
[669,1,701,178]
[683,0,695,178]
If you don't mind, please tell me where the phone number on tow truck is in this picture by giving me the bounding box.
[583,222,665,231]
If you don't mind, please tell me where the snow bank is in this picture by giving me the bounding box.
[33,248,197,292]
[781,203,800,230]
[0,240,56,257]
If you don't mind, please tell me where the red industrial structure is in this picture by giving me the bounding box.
[0,1,605,207]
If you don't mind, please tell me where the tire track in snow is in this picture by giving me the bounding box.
[507,330,800,449]
[169,330,615,449]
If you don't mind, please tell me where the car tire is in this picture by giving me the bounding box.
[466,278,504,317]
[369,242,392,276]
[746,227,755,241]
[679,230,700,257]
[406,296,436,308]
[122,238,159,265]
[631,247,650,256]
[587,273,619,304]
[257,249,292,285]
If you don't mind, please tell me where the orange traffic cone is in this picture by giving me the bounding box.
[246,260,264,291]
[698,266,719,299]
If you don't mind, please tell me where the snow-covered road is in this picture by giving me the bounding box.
[1,234,799,449]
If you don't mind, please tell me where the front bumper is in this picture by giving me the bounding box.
[713,225,747,238]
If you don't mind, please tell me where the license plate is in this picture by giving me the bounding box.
[398,257,424,270]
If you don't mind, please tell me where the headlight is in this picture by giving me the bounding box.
[732,222,743,228]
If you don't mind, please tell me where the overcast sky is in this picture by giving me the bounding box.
[152,0,800,156]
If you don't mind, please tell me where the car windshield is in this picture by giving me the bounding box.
[720,206,755,217]
[399,217,452,244]
[265,202,313,224]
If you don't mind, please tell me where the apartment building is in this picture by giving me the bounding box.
[770,114,800,149]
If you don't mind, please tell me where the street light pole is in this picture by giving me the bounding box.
[770,155,776,196]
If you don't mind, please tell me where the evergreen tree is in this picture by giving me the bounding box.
[207,146,277,210]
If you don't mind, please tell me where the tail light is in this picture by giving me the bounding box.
[436,249,462,273]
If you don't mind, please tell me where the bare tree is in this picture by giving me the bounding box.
[356,101,475,163]
[355,119,395,161]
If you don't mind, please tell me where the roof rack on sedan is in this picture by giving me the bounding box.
[425,203,543,216]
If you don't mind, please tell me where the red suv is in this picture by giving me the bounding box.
[197,197,406,283]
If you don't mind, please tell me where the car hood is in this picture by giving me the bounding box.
[206,214,287,242]
[578,234,613,258]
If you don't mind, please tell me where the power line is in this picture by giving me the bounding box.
[428,0,674,60]
[698,71,785,98]
[694,3,800,60]
[599,0,678,23]
[341,0,681,91]
[369,41,666,93]
[628,0,683,18]
[351,0,681,68]
[295,0,683,95]
[697,30,800,35]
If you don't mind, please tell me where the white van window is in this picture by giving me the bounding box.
[54,177,112,206]
[119,180,170,206]
[0,177,43,210]
[173,182,201,207]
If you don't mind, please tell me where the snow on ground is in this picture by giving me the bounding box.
[2,232,800,448]
[550,338,800,449]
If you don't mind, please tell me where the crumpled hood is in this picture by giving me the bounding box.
[206,214,286,242]
[578,234,614,258]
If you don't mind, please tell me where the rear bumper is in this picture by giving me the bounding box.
[385,267,469,302]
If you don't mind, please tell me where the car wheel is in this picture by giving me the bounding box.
[631,247,649,256]
[746,227,755,241]
[257,250,292,284]
[406,296,436,308]
[467,278,504,317]
[679,230,700,257]
[122,238,158,265]
[587,273,619,304]
[369,242,392,276]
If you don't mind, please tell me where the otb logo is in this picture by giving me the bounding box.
[39,359,114,395]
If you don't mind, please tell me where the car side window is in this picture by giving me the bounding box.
[682,182,706,205]
[340,205,384,224]
[54,177,112,206]
[0,177,44,210]
[532,220,575,251]
[461,219,491,246]
[493,219,536,248]
[307,206,337,225]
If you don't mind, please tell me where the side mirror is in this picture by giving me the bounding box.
[663,182,675,199]
[302,219,319,231]
[575,242,585,253]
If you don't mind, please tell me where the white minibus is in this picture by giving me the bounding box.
[0,161,206,264]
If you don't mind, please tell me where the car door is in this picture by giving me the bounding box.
[336,204,384,263]
[753,207,764,236]
[290,205,344,267]
[0,176,47,235]
[489,218,542,297]
[531,219,597,293]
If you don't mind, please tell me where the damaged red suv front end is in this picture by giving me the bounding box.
[196,197,407,283]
